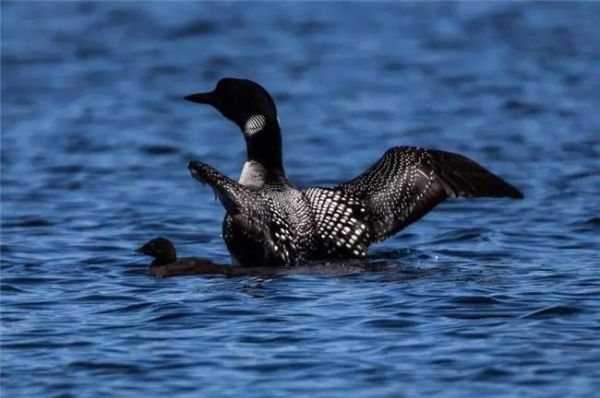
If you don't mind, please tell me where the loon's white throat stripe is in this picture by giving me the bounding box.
[244,114,266,136]
[239,160,266,186]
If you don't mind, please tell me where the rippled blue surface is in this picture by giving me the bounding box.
[2,2,600,397]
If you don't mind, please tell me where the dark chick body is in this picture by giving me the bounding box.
[185,78,523,267]
[136,237,279,278]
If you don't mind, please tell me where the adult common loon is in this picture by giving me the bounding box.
[184,78,523,267]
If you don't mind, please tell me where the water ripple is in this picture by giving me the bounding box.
[2,2,599,398]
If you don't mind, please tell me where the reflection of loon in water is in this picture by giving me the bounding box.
[183,78,523,268]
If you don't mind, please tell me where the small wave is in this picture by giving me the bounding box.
[167,20,218,39]
[361,318,419,330]
[139,145,180,155]
[521,305,583,319]
[448,295,503,306]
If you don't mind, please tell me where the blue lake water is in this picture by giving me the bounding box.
[1,2,599,397]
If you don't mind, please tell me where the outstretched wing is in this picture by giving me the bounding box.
[188,160,252,215]
[335,146,523,243]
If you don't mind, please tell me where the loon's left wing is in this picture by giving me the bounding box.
[188,160,248,214]
[335,146,523,243]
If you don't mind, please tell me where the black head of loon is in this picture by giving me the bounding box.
[184,78,278,135]
[184,78,286,185]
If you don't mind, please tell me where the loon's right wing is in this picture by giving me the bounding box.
[335,146,523,243]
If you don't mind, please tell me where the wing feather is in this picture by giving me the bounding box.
[336,146,523,243]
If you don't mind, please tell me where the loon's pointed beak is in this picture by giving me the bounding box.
[184,91,216,105]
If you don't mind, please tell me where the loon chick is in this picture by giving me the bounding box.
[184,78,524,267]
[136,237,177,267]
[136,237,278,278]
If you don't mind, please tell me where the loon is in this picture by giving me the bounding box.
[184,78,523,267]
